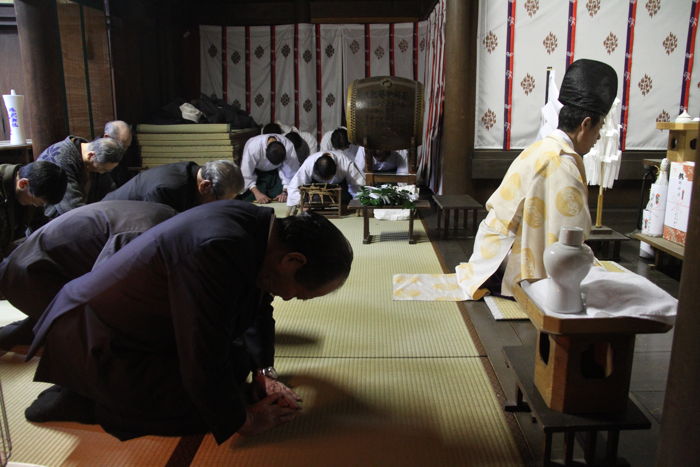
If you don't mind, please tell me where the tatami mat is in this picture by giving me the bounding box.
[274,214,480,358]
[484,296,528,321]
[0,354,180,467]
[191,357,522,467]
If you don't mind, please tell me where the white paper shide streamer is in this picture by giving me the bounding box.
[583,98,622,189]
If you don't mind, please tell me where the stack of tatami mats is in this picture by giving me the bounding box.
[190,210,524,466]
[137,123,237,167]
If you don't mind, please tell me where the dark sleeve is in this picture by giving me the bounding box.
[167,238,256,444]
[44,171,85,218]
[90,173,117,202]
[242,293,276,369]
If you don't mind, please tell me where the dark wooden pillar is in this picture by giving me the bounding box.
[14,0,68,156]
[657,149,700,465]
[440,0,477,195]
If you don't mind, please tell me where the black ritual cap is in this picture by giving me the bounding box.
[558,59,618,116]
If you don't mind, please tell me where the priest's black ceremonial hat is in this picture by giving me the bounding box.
[558,59,618,116]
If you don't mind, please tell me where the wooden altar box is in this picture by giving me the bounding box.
[656,121,699,163]
[513,283,671,414]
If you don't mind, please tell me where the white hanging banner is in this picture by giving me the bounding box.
[626,2,693,149]
[200,25,222,99]
[297,24,317,137]
[369,24,390,77]
[417,20,428,85]
[393,23,415,79]
[574,0,627,151]
[274,25,295,129]
[320,25,343,137]
[248,26,272,126]
[475,0,507,149]
[510,0,569,149]
[225,27,245,110]
[342,24,366,109]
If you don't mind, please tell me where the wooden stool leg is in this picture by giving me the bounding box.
[453,209,459,235]
[582,430,598,464]
[362,208,371,244]
[472,209,478,236]
[462,208,468,231]
[543,433,554,467]
[409,208,416,244]
[436,207,442,237]
[612,240,621,260]
[605,430,620,464]
[443,208,450,239]
[564,431,575,465]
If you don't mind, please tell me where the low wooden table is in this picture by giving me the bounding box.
[347,199,430,244]
[503,346,652,466]
[630,231,684,266]
[586,227,631,260]
[432,194,482,238]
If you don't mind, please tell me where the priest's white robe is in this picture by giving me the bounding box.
[457,132,591,299]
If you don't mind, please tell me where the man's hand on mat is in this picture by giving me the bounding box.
[254,373,303,409]
[252,187,271,204]
[273,191,287,203]
[239,393,300,436]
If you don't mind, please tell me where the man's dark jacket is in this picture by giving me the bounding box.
[29,200,276,443]
[104,161,200,212]
[0,200,177,321]
[37,136,116,218]
[0,163,22,256]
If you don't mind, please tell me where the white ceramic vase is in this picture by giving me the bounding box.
[542,226,594,314]
[2,89,26,145]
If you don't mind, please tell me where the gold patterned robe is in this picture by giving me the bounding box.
[457,132,591,299]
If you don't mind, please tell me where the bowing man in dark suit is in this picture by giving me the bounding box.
[104,160,243,212]
[24,201,353,443]
[0,200,178,351]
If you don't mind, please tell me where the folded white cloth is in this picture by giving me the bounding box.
[392,274,468,301]
[522,265,677,325]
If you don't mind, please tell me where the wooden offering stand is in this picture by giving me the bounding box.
[512,281,671,414]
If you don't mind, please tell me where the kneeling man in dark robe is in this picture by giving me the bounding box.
[104,160,243,212]
[24,201,353,442]
[0,200,178,351]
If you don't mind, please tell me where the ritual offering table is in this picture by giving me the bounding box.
[512,281,671,414]
[347,199,430,244]
[504,281,671,465]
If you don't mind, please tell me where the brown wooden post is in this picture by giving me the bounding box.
[657,150,700,465]
[440,0,477,195]
[14,0,68,156]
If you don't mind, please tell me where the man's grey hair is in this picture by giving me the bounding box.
[200,160,244,197]
[88,137,125,164]
[104,120,132,147]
